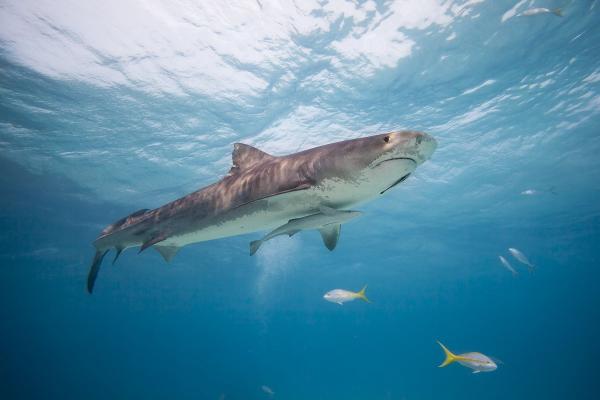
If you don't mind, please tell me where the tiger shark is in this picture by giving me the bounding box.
[87,130,437,293]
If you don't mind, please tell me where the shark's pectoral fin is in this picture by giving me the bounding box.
[319,205,337,215]
[154,245,180,263]
[139,233,168,253]
[319,224,341,251]
[288,229,301,237]
[87,249,109,294]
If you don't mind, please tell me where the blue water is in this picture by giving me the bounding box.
[1,1,600,399]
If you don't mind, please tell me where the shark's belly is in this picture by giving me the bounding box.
[162,179,378,247]
[162,159,412,247]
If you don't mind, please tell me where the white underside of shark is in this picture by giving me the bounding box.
[160,158,414,248]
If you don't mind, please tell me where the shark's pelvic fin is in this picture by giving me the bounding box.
[87,249,109,294]
[112,246,124,265]
[154,245,180,263]
[229,143,274,175]
[139,233,168,253]
[319,224,341,251]
[249,240,262,256]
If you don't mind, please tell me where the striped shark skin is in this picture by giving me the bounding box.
[87,130,437,293]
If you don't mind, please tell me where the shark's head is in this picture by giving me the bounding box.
[366,130,437,167]
[306,130,437,202]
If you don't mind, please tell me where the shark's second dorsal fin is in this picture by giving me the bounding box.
[229,143,274,175]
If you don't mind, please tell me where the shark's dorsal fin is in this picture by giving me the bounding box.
[319,224,341,251]
[229,143,274,174]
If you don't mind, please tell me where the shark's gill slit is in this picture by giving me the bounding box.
[380,173,412,195]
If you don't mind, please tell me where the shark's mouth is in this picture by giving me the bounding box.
[373,156,417,168]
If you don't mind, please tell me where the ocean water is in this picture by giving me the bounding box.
[1,1,600,399]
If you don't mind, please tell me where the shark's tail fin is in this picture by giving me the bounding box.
[552,8,563,17]
[250,240,263,256]
[87,249,108,294]
[357,285,370,303]
[437,341,458,367]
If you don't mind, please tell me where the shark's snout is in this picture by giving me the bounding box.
[416,132,437,163]
[386,131,437,165]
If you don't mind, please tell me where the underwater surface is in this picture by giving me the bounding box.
[1,0,600,399]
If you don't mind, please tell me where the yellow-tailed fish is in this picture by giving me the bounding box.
[437,341,497,374]
[323,285,370,305]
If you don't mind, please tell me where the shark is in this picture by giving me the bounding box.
[87,130,437,293]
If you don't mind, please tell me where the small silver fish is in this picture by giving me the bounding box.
[437,341,498,373]
[498,255,518,276]
[508,247,534,269]
[261,385,274,396]
[521,189,540,195]
[519,7,562,17]
[521,187,557,196]
[323,285,370,305]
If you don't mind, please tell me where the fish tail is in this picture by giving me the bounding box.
[357,285,370,303]
[249,240,262,256]
[552,8,563,16]
[437,341,458,367]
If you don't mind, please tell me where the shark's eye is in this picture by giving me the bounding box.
[383,136,390,143]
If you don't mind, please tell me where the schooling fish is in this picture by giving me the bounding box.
[498,255,518,276]
[437,341,497,374]
[323,285,370,305]
[249,206,361,255]
[508,247,534,269]
[519,7,563,17]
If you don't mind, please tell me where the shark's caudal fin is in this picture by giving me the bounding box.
[552,8,563,17]
[319,224,341,251]
[356,285,370,303]
[437,341,458,367]
[87,249,109,294]
[250,240,262,256]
